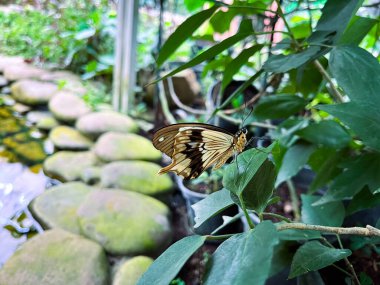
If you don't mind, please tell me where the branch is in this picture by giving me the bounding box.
[276,223,380,237]
[313,60,345,103]
[158,81,176,124]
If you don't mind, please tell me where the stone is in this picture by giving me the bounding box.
[101,161,173,196]
[43,151,98,181]
[94,132,161,162]
[0,55,24,72]
[0,229,109,285]
[0,118,22,137]
[36,117,59,131]
[3,64,48,81]
[26,111,53,124]
[49,126,93,150]
[13,141,47,163]
[11,80,58,106]
[77,190,172,255]
[48,91,90,123]
[30,182,92,234]
[0,75,8,87]
[113,256,153,285]
[76,111,138,138]
[12,103,31,114]
[81,166,102,185]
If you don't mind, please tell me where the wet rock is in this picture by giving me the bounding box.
[49,126,93,150]
[11,80,58,106]
[0,55,24,72]
[0,75,8,87]
[76,111,138,138]
[81,166,102,185]
[26,111,53,124]
[94,132,161,162]
[0,118,23,137]
[30,182,93,233]
[48,91,90,123]
[43,151,98,181]
[101,161,173,196]
[3,64,48,81]
[13,141,47,163]
[36,117,59,131]
[12,103,31,114]
[0,229,109,285]
[77,190,172,255]
[113,256,153,285]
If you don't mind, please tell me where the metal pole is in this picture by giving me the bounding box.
[113,0,139,114]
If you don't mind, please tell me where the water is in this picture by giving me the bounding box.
[0,104,56,266]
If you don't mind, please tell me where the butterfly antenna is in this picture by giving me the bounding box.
[246,136,272,148]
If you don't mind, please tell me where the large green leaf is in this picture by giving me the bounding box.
[254,94,307,120]
[203,221,279,285]
[296,120,351,149]
[329,45,380,104]
[275,143,316,187]
[155,31,253,83]
[314,0,363,44]
[223,147,272,196]
[137,235,206,285]
[277,228,321,241]
[318,102,380,152]
[221,44,263,90]
[339,16,379,45]
[289,241,352,279]
[156,6,218,67]
[192,189,235,228]
[314,153,380,205]
[230,159,277,213]
[301,194,345,227]
[347,188,380,215]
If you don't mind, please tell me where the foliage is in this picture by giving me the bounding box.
[140,0,380,284]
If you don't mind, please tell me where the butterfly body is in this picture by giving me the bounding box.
[152,123,247,179]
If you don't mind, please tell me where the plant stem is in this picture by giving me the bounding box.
[276,223,380,237]
[275,0,297,45]
[286,179,301,222]
[157,81,176,124]
[239,196,255,229]
[336,234,361,285]
[205,233,235,241]
[262,212,291,223]
[313,60,345,103]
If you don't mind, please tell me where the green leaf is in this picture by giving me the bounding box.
[209,9,236,33]
[347,188,380,215]
[184,0,205,12]
[314,153,380,205]
[221,44,263,90]
[263,46,322,73]
[318,102,380,152]
[254,94,307,120]
[204,221,279,285]
[192,189,235,228]
[223,146,272,196]
[156,5,218,67]
[155,32,252,83]
[269,241,295,277]
[137,235,206,285]
[329,45,380,104]
[289,241,352,279]
[276,143,316,187]
[230,159,277,213]
[278,228,321,241]
[301,194,345,227]
[297,271,326,285]
[339,16,379,45]
[314,0,363,44]
[296,120,351,149]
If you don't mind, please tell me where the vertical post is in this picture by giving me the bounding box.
[113,0,139,114]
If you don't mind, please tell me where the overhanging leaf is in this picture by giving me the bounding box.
[204,221,279,285]
[156,5,218,67]
[339,16,379,45]
[301,194,345,227]
[137,235,206,285]
[296,120,351,149]
[192,189,235,228]
[276,143,316,187]
[254,94,308,120]
[347,188,380,215]
[289,241,351,279]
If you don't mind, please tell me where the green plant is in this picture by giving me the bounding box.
[139,0,380,284]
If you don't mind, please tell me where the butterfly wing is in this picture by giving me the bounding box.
[154,124,235,179]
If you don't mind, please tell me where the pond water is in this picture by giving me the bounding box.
[0,103,56,266]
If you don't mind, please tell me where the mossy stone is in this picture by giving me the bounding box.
[49,126,93,150]
[113,256,153,285]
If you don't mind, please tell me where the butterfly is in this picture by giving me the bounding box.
[152,123,248,180]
